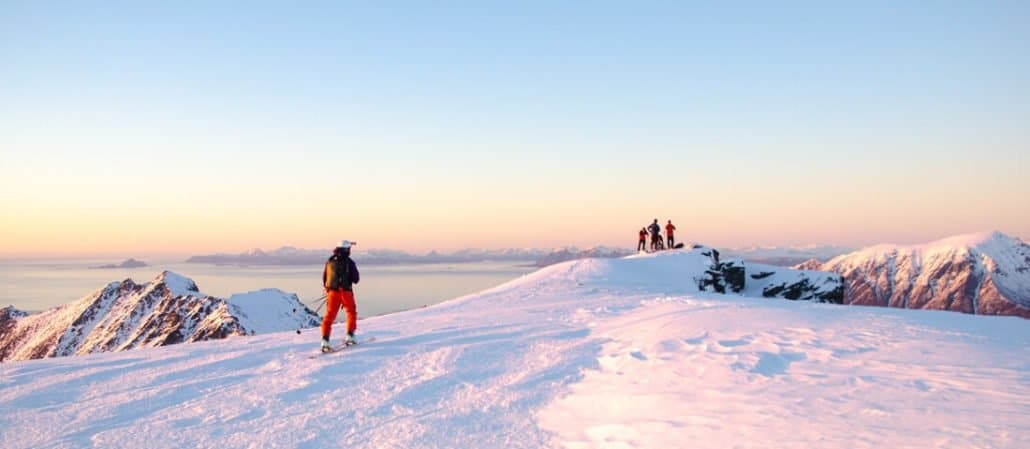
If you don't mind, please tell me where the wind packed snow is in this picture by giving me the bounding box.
[1,249,1027,448]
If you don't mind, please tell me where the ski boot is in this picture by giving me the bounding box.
[321,337,332,353]
[343,332,357,347]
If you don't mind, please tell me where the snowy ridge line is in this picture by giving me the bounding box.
[0,271,320,362]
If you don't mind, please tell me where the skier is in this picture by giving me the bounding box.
[637,227,648,252]
[321,240,360,352]
[648,219,661,251]
[666,220,677,249]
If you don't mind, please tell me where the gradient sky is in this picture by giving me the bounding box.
[2,1,1028,257]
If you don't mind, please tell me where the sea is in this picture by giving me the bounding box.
[0,258,536,317]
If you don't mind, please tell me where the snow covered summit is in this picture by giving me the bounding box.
[807,231,1030,318]
[2,248,1027,449]
[0,271,320,361]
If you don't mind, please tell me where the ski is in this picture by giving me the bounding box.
[309,336,376,358]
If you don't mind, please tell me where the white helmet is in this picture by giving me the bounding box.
[336,240,353,249]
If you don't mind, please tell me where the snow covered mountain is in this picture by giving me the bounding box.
[0,271,320,362]
[802,231,1030,318]
[2,247,1026,449]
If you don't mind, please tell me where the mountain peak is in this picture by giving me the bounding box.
[153,271,200,296]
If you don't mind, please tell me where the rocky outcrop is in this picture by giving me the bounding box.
[0,306,29,360]
[1,306,28,320]
[696,247,844,303]
[0,271,321,362]
[804,231,1030,318]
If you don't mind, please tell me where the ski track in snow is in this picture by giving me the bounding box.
[1,251,1028,449]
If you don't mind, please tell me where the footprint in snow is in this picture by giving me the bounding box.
[683,331,709,345]
[716,338,750,348]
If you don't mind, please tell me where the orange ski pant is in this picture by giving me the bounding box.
[321,289,356,338]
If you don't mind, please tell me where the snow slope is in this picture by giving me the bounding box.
[813,231,1030,318]
[1,249,1027,449]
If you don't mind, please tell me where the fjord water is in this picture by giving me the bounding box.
[0,259,535,317]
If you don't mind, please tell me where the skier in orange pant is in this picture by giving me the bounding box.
[321,240,360,352]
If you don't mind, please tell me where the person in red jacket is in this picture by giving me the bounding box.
[637,227,648,252]
[665,220,677,249]
[321,240,360,352]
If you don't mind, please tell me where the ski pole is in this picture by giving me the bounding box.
[294,294,327,335]
[294,294,327,314]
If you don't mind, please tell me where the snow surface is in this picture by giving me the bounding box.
[1,249,1027,448]
[227,289,313,334]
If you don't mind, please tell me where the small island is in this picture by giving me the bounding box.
[90,258,149,269]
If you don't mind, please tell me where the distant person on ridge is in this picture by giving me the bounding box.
[666,220,677,249]
[648,219,661,251]
[321,240,360,352]
[638,227,648,252]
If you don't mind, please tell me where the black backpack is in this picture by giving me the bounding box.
[325,257,351,290]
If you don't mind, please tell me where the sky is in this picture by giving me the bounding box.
[1,1,1028,257]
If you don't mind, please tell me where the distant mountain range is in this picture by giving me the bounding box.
[89,258,149,269]
[722,245,853,266]
[532,247,636,267]
[0,271,320,361]
[185,247,555,266]
[800,231,1030,318]
[185,244,854,268]
[186,246,642,267]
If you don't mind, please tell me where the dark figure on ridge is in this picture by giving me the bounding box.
[648,219,661,251]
